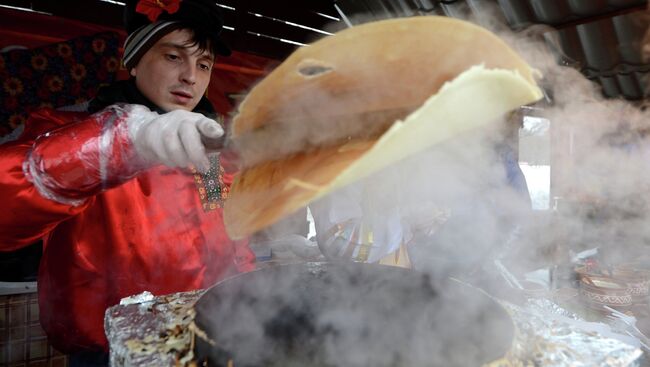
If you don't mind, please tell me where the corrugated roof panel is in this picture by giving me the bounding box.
[567,0,609,16]
[440,2,469,18]
[612,12,647,64]
[529,0,572,23]
[609,0,645,8]
[497,0,534,27]
[335,0,650,99]
[587,70,650,99]
[496,0,650,100]
[496,0,646,28]
[577,20,620,70]
[616,72,644,98]
[543,11,650,99]
[598,75,622,97]
[546,27,585,66]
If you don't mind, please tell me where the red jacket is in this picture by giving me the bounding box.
[0,107,254,353]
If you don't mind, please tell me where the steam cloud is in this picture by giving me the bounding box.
[200,6,650,366]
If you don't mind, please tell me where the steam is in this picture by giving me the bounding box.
[201,8,650,366]
[196,263,512,366]
[510,34,650,268]
[535,86,650,266]
[461,7,650,269]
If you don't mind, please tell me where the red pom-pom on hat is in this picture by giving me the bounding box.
[135,0,181,22]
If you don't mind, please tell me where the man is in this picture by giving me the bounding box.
[0,0,253,363]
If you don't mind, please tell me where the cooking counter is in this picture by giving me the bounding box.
[105,260,303,366]
[105,285,645,367]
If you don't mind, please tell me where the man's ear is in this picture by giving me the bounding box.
[130,68,137,77]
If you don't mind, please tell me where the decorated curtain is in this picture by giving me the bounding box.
[0,32,122,137]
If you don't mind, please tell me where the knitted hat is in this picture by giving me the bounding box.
[122,0,230,69]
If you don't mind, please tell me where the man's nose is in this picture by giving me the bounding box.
[180,65,197,85]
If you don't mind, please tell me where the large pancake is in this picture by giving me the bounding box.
[224,16,543,239]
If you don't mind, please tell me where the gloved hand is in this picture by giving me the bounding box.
[127,105,224,172]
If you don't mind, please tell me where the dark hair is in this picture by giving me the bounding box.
[175,20,225,59]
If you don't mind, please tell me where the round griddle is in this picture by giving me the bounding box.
[193,262,513,367]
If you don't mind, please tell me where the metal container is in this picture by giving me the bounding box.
[192,262,514,367]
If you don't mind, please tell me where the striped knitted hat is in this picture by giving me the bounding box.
[122,0,230,70]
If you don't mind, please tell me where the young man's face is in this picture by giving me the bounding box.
[130,29,215,112]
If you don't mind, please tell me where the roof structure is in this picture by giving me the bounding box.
[336,0,650,100]
[1,0,648,99]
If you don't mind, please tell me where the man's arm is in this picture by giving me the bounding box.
[0,106,146,250]
[23,105,149,205]
[0,104,225,250]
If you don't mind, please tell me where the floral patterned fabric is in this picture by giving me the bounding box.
[0,32,121,137]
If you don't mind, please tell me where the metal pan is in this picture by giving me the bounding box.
[192,262,513,367]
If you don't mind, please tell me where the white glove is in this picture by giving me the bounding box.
[127,105,224,172]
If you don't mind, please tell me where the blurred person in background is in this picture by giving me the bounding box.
[311,113,531,278]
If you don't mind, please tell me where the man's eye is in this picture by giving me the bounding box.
[199,63,212,71]
[165,54,180,61]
